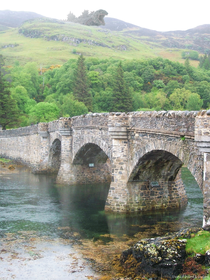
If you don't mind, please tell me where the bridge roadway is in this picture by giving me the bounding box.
[0,110,210,229]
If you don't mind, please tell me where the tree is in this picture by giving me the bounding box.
[169,88,191,110]
[67,11,76,22]
[186,93,203,111]
[199,54,210,70]
[182,51,199,60]
[11,85,30,112]
[28,102,60,124]
[111,62,133,112]
[195,81,210,108]
[61,94,88,117]
[73,55,92,111]
[184,58,194,76]
[0,55,21,130]
[165,80,181,96]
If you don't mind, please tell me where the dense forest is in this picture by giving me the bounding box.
[1,53,210,129]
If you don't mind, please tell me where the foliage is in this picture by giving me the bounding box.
[1,55,210,128]
[111,62,133,112]
[60,94,88,117]
[182,50,199,60]
[67,11,76,22]
[199,54,210,70]
[73,55,92,111]
[28,102,60,124]
[0,55,22,130]
[186,92,203,110]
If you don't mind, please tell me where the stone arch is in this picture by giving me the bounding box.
[48,138,61,173]
[49,132,62,146]
[72,142,111,185]
[73,143,109,166]
[129,139,203,191]
[72,135,111,161]
[126,140,203,212]
[129,150,183,183]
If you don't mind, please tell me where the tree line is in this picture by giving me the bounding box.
[1,54,210,129]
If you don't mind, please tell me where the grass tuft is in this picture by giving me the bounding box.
[0,158,11,163]
[186,230,210,256]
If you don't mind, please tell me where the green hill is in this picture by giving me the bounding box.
[0,18,160,66]
[0,11,210,67]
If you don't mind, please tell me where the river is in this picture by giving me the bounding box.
[0,164,203,279]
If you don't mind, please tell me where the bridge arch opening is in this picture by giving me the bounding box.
[72,143,111,185]
[127,150,191,212]
[48,139,61,174]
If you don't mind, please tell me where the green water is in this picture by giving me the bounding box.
[0,167,203,240]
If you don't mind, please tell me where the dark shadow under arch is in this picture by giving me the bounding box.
[127,150,188,211]
[49,139,61,173]
[73,143,109,166]
[129,150,183,183]
[72,143,111,185]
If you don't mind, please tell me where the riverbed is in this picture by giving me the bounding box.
[0,163,203,279]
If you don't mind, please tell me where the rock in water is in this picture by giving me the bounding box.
[120,236,187,279]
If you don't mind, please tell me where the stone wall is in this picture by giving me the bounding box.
[128,111,197,137]
[126,170,187,212]
[0,124,42,168]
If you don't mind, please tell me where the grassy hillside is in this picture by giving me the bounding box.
[0,18,189,67]
[1,14,210,67]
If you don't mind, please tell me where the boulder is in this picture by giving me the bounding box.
[120,236,187,279]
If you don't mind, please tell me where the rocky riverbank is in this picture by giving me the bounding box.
[109,228,210,280]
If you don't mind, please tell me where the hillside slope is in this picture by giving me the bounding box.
[0,17,160,66]
[0,10,210,67]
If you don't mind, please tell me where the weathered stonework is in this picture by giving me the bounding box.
[0,111,210,228]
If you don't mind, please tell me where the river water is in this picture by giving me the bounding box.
[0,165,203,279]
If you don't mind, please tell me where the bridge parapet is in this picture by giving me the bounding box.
[71,113,109,128]
[128,111,197,138]
[0,124,39,138]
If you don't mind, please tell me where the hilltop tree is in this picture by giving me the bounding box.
[111,62,133,112]
[0,55,21,130]
[73,55,92,111]
[67,11,76,22]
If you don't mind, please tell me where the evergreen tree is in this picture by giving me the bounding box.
[73,55,92,111]
[184,58,194,76]
[111,62,133,112]
[0,55,21,130]
[199,54,210,70]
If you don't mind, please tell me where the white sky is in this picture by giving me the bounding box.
[0,0,209,32]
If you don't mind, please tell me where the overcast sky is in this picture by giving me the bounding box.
[1,0,209,32]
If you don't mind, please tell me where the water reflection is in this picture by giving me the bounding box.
[0,166,203,240]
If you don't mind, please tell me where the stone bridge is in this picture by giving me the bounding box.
[0,111,210,229]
